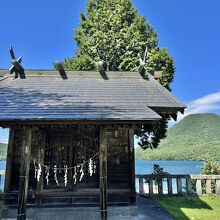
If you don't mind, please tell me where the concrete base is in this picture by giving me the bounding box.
[1,205,138,220]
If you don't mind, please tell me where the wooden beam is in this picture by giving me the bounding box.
[128,129,136,203]
[138,59,146,78]
[11,59,26,79]
[151,107,186,114]
[10,45,16,59]
[98,61,108,80]
[17,127,32,220]
[99,128,107,220]
[55,62,68,80]
[180,109,185,114]
[0,119,156,127]
[170,114,177,121]
[4,128,14,193]
[9,45,25,79]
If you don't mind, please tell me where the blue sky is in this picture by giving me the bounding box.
[0,0,220,142]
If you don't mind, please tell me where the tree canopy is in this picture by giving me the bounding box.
[63,0,175,149]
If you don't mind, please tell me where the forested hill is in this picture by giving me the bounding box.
[135,113,220,160]
[0,142,7,160]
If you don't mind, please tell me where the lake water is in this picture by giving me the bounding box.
[135,160,203,174]
[0,160,204,190]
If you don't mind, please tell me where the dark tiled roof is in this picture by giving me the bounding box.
[0,70,186,123]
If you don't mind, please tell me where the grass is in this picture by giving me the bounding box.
[153,195,220,220]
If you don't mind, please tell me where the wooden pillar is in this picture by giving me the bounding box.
[4,128,15,193]
[128,128,136,203]
[100,128,107,220]
[17,127,32,220]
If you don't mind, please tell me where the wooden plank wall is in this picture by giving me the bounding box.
[107,128,130,190]
[4,126,134,206]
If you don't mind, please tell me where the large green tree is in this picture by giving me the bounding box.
[63,0,175,149]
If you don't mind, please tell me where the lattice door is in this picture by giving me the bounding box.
[44,131,72,189]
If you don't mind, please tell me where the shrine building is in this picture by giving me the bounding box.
[0,62,186,219]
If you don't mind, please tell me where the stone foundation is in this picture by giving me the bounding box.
[1,205,138,220]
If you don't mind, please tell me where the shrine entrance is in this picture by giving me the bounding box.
[43,128,99,190]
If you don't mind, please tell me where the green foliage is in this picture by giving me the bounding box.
[63,0,176,150]
[63,54,96,71]
[0,143,7,160]
[135,114,220,160]
[200,157,220,193]
[151,164,169,185]
[147,48,175,90]
[64,0,161,71]
[152,164,169,177]
[201,157,220,175]
[137,114,169,149]
[153,195,220,220]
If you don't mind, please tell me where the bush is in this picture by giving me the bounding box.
[152,164,170,177]
[201,157,220,193]
[201,157,220,175]
[151,164,169,185]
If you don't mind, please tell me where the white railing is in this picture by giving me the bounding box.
[135,174,220,196]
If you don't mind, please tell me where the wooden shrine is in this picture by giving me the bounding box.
[0,50,186,219]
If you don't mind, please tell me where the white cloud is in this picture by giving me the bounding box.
[170,91,220,126]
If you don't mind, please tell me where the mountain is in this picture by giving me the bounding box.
[0,142,7,160]
[135,113,220,160]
